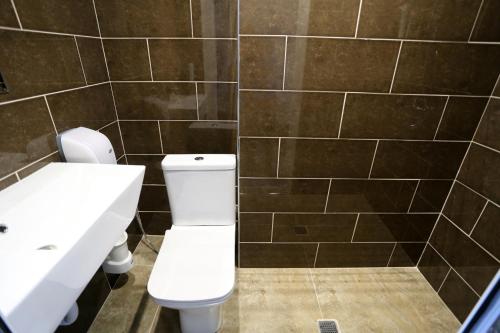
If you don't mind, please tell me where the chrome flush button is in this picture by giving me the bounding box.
[0,224,7,233]
[195,156,204,161]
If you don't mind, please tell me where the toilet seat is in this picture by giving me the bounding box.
[147,224,235,309]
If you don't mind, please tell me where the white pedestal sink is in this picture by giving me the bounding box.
[0,162,145,333]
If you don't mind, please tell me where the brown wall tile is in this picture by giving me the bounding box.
[438,270,479,322]
[138,185,169,211]
[160,121,236,154]
[18,153,60,179]
[239,213,272,242]
[326,179,417,212]
[126,155,165,184]
[240,138,278,177]
[471,203,500,260]
[278,139,376,178]
[95,0,191,37]
[340,94,446,139]
[99,122,124,157]
[353,214,437,242]
[112,83,197,120]
[393,43,500,95]
[240,178,330,212]
[103,39,151,81]
[358,0,481,41]
[149,39,236,81]
[273,213,357,242]
[76,37,109,84]
[192,0,236,38]
[474,98,500,151]
[409,180,452,213]
[197,83,237,120]
[0,175,17,191]
[47,84,116,131]
[435,97,488,140]
[316,243,394,267]
[443,182,487,234]
[0,98,57,178]
[285,38,400,92]
[418,245,451,291]
[388,243,426,267]
[240,0,359,36]
[240,243,317,268]
[0,30,85,102]
[470,0,500,42]
[240,91,343,137]
[14,0,99,36]
[0,0,19,27]
[240,37,285,89]
[120,121,162,154]
[138,212,172,235]
[371,141,468,179]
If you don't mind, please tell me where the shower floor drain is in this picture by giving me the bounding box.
[318,319,341,333]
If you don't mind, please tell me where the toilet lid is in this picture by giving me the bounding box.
[148,225,235,305]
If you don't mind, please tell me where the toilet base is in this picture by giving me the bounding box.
[179,304,222,333]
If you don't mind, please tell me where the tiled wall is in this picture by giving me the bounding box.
[237,0,500,273]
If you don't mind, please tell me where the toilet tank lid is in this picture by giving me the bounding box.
[162,154,236,171]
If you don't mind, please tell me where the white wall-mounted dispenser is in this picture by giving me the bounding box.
[56,127,134,274]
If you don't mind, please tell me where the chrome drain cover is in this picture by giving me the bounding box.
[318,320,340,333]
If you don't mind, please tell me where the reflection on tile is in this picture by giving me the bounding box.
[240,91,343,137]
[149,307,181,333]
[103,39,151,81]
[240,138,278,177]
[340,94,446,139]
[285,38,400,92]
[192,0,236,38]
[409,180,453,213]
[0,175,17,191]
[388,243,426,267]
[240,0,359,36]
[138,212,172,235]
[358,0,481,41]
[18,153,60,179]
[76,37,109,84]
[273,213,357,242]
[470,0,500,42]
[149,39,237,81]
[99,122,124,157]
[0,0,19,27]
[438,270,479,322]
[239,213,272,242]
[393,43,500,95]
[197,83,237,120]
[474,98,500,151]
[138,185,169,211]
[471,203,500,259]
[120,121,162,154]
[133,236,164,266]
[240,178,330,212]
[113,82,197,120]
[126,155,165,184]
[418,245,451,291]
[240,244,317,267]
[443,182,487,233]
[316,243,394,267]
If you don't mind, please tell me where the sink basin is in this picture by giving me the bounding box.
[0,162,145,333]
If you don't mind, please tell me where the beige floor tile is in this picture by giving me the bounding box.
[132,236,164,266]
[311,267,461,333]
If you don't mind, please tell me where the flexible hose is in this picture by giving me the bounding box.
[135,210,159,254]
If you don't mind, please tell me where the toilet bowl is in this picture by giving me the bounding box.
[147,154,236,333]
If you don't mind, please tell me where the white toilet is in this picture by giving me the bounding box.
[147,154,236,333]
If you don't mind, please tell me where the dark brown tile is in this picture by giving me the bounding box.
[240,36,285,89]
[285,38,400,92]
[471,203,500,260]
[474,98,500,151]
[76,37,109,84]
[315,243,394,267]
[409,180,453,213]
[240,178,330,212]
[443,182,487,234]
[418,245,451,291]
[18,153,61,179]
[103,39,151,81]
[149,307,181,333]
[273,213,357,242]
[470,0,500,42]
[138,212,172,235]
[240,0,359,36]
[371,141,468,179]
[278,139,376,178]
[240,138,278,177]
[438,270,479,323]
[435,97,488,140]
[458,143,500,203]
[160,121,236,154]
[112,83,197,120]
[99,122,124,158]
[239,243,317,268]
[240,91,343,137]
[138,185,169,211]
[340,94,446,139]
[47,84,116,132]
[149,39,236,81]
[0,0,19,27]
[14,0,99,36]
[126,155,165,184]
[326,179,418,213]
[0,30,85,102]
[239,213,272,242]
[192,0,236,38]
[388,243,426,267]
[197,83,237,120]
[120,121,162,154]
[430,216,498,294]
[393,43,500,95]
[0,175,17,191]
[95,0,191,37]
[0,98,57,178]
[358,0,481,41]
[353,214,437,242]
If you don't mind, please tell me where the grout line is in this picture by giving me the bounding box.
[308,267,324,318]
[240,241,425,244]
[407,179,421,213]
[354,0,363,38]
[100,36,237,40]
[389,41,403,93]
[275,138,281,177]
[282,36,288,90]
[9,0,22,29]
[386,242,398,267]
[14,172,20,181]
[238,136,468,143]
[0,25,102,38]
[189,0,194,38]
[323,179,332,213]
[74,36,88,85]
[455,179,500,208]
[469,201,488,236]
[437,267,452,293]
[237,0,241,268]
[43,96,58,135]
[242,211,439,215]
[472,140,500,155]
[468,0,485,41]
[350,214,360,242]
[195,82,200,120]
[97,119,118,131]
[433,96,450,140]
[148,306,161,333]
[6,151,59,180]
[313,244,320,268]
[157,121,164,154]
[111,80,237,84]
[146,39,154,81]
[119,119,236,123]
[270,213,274,242]
[337,93,347,138]
[368,140,379,178]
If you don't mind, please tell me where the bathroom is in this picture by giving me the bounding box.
[0,0,499,332]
